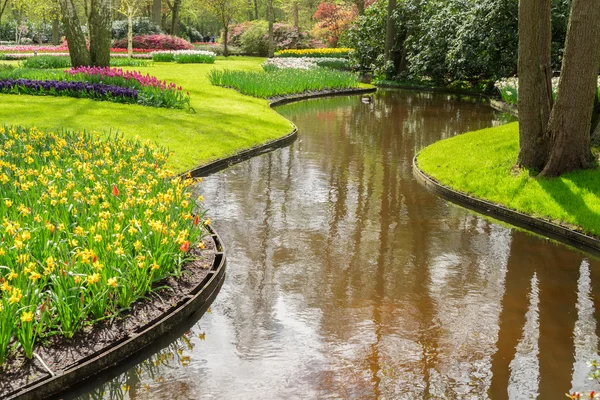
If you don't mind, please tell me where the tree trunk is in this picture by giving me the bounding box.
[152,0,161,25]
[247,0,254,20]
[171,0,181,36]
[293,2,299,29]
[254,0,259,20]
[52,18,60,45]
[541,0,600,176]
[59,0,91,67]
[517,0,553,171]
[88,0,112,67]
[384,0,397,65]
[127,12,133,58]
[0,0,9,24]
[592,120,600,147]
[223,26,229,57]
[356,0,365,14]
[267,0,275,57]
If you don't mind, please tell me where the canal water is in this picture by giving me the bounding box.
[73,89,600,399]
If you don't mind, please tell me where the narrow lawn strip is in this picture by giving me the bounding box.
[417,122,600,237]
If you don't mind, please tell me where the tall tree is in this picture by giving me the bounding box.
[117,0,146,58]
[267,0,274,57]
[59,0,91,67]
[517,0,553,171]
[166,0,181,35]
[201,0,243,56]
[152,0,161,24]
[88,0,112,66]
[0,0,9,23]
[383,0,396,65]
[540,0,600,176]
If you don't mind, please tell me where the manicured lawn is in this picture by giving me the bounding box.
[417,122,600,237]
[0,57,293,173]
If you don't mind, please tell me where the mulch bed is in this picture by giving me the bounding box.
[0,236,217,397]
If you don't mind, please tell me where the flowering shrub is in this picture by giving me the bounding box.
[274,48,352,58]
[112,34,193,51]
[0,126,208,365]
[151,50,216,64]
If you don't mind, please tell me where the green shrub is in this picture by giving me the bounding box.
[239,21,269,56]
[152,52,175,62]
[22,55,72,69]
[21,56,151,69]
[208,67,359,98]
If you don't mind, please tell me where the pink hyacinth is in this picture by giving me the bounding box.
[66,67,182,91]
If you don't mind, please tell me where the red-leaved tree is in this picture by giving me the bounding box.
[311,1,357,47]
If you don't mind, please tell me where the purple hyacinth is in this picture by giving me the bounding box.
[0,79,138,101]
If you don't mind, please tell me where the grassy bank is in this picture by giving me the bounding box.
[417,122,600,237]
[0,57,293,173]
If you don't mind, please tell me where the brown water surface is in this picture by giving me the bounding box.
[74,90,600,399]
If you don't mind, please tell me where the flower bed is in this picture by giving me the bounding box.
[492,76,600,105]
[0,79,138,102]
[0,125,209,367]
[0,66,190,109]
[151,50,216,64]
[208,67,359,98]
[263,57,349,71]
[274,48,352,58]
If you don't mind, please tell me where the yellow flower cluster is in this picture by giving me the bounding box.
[0,126,209,365]
[274,48,353,58]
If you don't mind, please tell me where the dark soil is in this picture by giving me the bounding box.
[0,236,217,398]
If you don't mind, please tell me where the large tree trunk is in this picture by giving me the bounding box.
[540,0,600,177]
[383,0,397,65]
[171,0,181,36]
[52,17,60,45]
[59,0,91,67]
[517,0,553,171]
[267,0,275,58]
[152,0,161,25]
[88,0,112,67]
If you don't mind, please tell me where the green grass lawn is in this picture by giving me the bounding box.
[417,122,600,237]
[0,57,293,173]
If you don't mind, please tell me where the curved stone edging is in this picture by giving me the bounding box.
[375,83,518,117]
[4,226,227,400]
[412,155,600,256]
[179,86,377,178]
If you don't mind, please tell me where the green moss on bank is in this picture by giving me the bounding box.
[417,122,600,237]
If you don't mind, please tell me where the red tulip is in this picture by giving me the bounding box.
[193,215,199,226]
[180,241,190,252]
[111,184,119,196]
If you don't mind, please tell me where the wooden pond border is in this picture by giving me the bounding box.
[413,155,600,256]
[4,226,226,400]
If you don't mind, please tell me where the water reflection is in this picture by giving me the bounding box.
[74,89,600,399]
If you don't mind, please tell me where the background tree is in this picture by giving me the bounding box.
[200,0,244,56]
[117,0,147,57]
[266,0,273,57]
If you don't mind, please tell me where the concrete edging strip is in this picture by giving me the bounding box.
[413,155,600,255]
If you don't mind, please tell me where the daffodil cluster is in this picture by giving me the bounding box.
[0,126,208,365]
